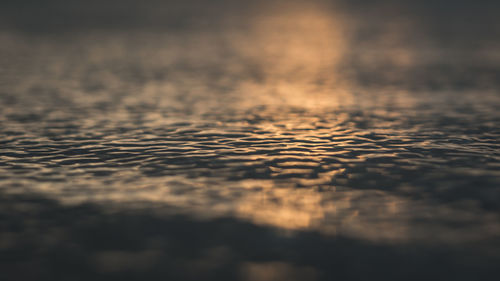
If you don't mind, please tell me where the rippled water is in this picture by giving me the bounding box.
[1,2,500,280]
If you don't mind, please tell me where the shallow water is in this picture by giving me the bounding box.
[1,2,500,280]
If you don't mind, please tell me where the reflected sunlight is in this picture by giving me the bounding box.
[233,2,350,107]
[1,0,499,252]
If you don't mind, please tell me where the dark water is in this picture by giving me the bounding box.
[1,1,500,280]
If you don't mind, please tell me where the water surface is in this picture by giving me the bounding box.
[1,1,500,280]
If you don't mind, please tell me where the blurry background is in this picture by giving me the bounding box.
[1,0,500,91]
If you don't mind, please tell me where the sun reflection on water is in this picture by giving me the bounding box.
[1,2,500,250]
[232,3,351,108]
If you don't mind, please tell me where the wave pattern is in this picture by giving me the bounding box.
[1,26,500,280]
[1,96,500,242]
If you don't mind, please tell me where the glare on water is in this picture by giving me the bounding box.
[1,1,500,280]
